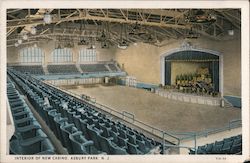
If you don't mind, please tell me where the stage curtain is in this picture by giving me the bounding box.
[165,61,171,85]
[212,61,219,92]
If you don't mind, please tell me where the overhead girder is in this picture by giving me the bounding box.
[7,14,192,30]
[6,9,241,43]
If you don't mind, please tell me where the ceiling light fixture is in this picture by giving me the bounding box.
[43,13,52,24]
[117,44,127,50]
[186,10,217,24]
[18,39,22,44]
[30,27,37,35]
[14,42,19,47]
[209,14,217,20]
[22,33,28,40]
[228,29,234,36]
[87,44,96,49]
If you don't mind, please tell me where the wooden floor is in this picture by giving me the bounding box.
[60,84,241,133]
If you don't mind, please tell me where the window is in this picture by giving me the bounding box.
[52,48,73,63]
[79,48,97,62]
[19,47,44,63]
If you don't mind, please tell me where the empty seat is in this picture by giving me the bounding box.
[109,141,128,154]
[15,117,34,128]
[136,139,150,154]
[127,132,137,144]
[117,136,128,149]
[118,128,127,139]
[135,133,143,141]
[230,143,242,154]
[99,123,111,138]
[93,118,100,128]
[215,140,224,146]
[98,134,113,154]
[60,123,78,154]
[223,137,234,143]
[72,114,82,131]
[47,109,60,132]
[79,118,90,139]
[211,144,223,154]
[205,143,213,154]
[86,124,103,151]
[10,100,25,108]
[143,137,155,149]
[127,142,143,154]
[10,137,55,154]
[16,125,43,140]
[66,109,76,124]
[233,138,242,146]
[13,110,32,121]
[59,106,70,118]
[221,141,233,154]
[41,106,54,124]
[54,115,68,141]
[109,130,119,144]
[11,105,27,114]
[197,145,207,154]
[11,106,29,114]
[111,125,119,133]
[69,131,94,154]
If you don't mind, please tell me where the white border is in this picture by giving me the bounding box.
[1,1,249,163]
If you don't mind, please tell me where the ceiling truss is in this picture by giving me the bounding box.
[7,9,241,47]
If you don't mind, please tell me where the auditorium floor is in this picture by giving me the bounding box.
[60,84,241,133]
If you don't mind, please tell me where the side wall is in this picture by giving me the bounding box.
[7,47,18,65]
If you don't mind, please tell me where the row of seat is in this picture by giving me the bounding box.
[8,63,121,75]
[189,135,242,154]
[8,72,148,154]
[80,64,109,73]
[107,64,119,72]
[10,65,44,75]
[39,106,97,154]
[7,69,162,155]
[47,64,79,74]
[7,77,55,155]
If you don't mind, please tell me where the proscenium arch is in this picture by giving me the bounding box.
[160,47,223,97]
